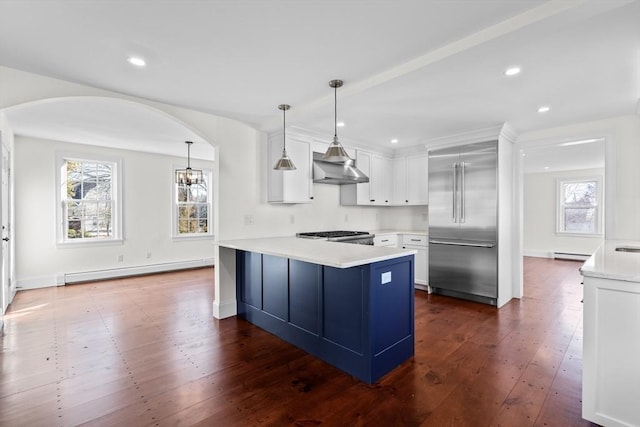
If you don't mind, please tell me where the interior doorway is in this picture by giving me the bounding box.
[521,137,606,260]
[1,132,13,314]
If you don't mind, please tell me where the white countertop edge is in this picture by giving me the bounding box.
[580,240,640,283]
[216,237,417,269]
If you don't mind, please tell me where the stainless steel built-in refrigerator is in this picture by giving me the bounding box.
[428,140,498,305]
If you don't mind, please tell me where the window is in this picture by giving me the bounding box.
[174,169,212,238]
[557,177,602,235]
[58,155,122,244]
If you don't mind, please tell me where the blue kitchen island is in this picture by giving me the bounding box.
[215,237,416,384]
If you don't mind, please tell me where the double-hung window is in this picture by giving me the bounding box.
[58,155,122,244]
[557,177,603,235]
[173,169,212,238]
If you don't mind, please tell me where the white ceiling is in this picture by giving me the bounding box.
[522,138,605,174]
[0,0,638,166]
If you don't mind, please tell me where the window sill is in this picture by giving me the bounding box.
[57,238,124,249]
[172,234,215,242]
[555,232,603,238]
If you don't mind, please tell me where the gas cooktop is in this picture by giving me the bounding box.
[296,230,370,239]
[296,230,374,245]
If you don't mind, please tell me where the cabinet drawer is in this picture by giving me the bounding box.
[374,234,398,247]
[402,234,427,246]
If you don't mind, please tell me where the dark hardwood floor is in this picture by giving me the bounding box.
[0,258,595,426]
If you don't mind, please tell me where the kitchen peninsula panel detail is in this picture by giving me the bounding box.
[235,249,415,384]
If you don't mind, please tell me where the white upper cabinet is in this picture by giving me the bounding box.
[267,132,313,204]
[390,153,428,206]
[340,150,392,206]
[391,156,407,205]
[405,153,428,205]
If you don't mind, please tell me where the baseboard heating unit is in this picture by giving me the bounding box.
[552,252,591,261]
[64,259,214,284]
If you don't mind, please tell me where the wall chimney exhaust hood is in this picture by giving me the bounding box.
[312,152,369,185]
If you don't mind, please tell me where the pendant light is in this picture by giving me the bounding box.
[175,141,203,186]
[273,104,297,170]
[322,79,353,163]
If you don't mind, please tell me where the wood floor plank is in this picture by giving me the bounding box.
[0,260,595,426]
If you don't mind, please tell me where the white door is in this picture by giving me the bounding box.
[1,141,12,313]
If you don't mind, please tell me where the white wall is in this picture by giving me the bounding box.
[379,206,428,231]
[13,136,216,288]
[1,66,422,290]
[524,168,605,257]
[518,115,640,241]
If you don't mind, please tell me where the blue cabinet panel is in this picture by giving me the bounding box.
[323,266,365,354]
[262,255,288,320]
[371,259,413,355]
[289,260,321,335]
[236,252,414,384]
[238,251,262,309]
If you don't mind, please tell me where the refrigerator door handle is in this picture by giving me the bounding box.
[452,163,458,223]
[460,162,466,223]
[429,239,495,248]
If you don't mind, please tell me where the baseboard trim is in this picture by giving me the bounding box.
[213,299,237,319]
[523,250,553,259]
[16,275,62,290]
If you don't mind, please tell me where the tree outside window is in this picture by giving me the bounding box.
[175,171,211,236]
[557,178,602,235]
[62,160,115,240]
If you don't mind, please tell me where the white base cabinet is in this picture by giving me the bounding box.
[400,234,428,291]
[373,234,398,247]
[374,233,428,291]
[582,274,640,427]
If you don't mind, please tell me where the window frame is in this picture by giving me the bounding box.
[556,176,603,237]
[172,165,213,240]
[56,152,123,246]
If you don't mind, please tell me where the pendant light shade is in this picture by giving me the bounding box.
[322,79,353,163]
[274,104,297,171]
[175,141,203,186]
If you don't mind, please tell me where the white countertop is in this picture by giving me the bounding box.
[216,236,417,269]
[580,240,640,283]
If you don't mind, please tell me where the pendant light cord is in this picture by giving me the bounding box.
[334,85,338,138]
[187,141,191,169]
[283,107,286,150]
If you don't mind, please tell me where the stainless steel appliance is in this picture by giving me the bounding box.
[297,230,374,245]
[312,152,369,185]
[428,140,498,305]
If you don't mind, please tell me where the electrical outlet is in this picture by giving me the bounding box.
[146,252,152,259]
[117,255,123,262]
[244,214,254,225]
[344,214,348,222]
[290,215,295,224]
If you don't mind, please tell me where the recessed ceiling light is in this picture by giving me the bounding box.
[391,139,399,144]
[537,105,550,113]
[336,122,345,127]
[504,66,521,76]
[127,56,146,67]
[543,166,550,170]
